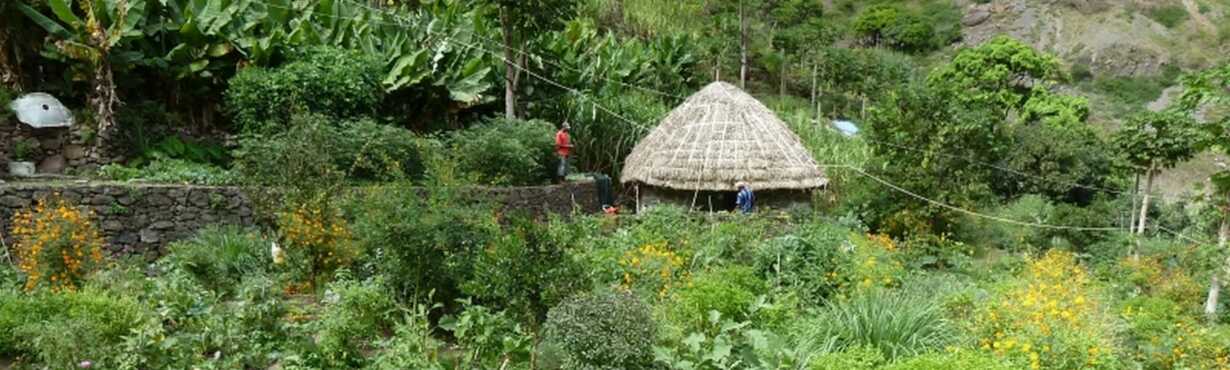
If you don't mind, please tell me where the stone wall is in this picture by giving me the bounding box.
[1,116,119,176]
[0,182,254,257]
[0,180,600,257]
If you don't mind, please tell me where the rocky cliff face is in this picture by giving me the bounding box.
[959,0,1227,77]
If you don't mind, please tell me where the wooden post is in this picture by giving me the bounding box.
[739,0,748,89]
[1137,163,1157,234]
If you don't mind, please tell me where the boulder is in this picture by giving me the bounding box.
[37,154,65,174]
[64,144,87,160]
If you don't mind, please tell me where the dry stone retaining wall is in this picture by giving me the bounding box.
[0,182,254,257]
[0,180,599,257]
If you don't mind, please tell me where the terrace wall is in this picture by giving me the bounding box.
[0,180,599,257]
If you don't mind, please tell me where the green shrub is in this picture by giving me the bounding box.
[851,4,954,52]
[99,157,238,185]
[807,345,885,370]
[0,288,146,368]
[667,265,764,331]
[233,115,427,191]
[225,46,383,134]
[160,226,271,295]
[1145,5,1188,28]
[449,118,556,186]
[797,289,952,360]
[348,183,499,304]
[368,306,446,370]
[881,349,1016,370]
[956,195,1054,253]
[335,119,428,181]
[116,272,290,369]
[544,290,657,370]
[440,301,534,368]
[463,216,587,325]
[312,278,398,368]
[753,222,849,303]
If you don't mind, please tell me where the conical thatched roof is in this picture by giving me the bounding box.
[621,81,826,191]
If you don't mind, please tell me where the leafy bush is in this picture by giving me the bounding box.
[233,115,427,191]
[10,195,106,292]
[797,289,952,360]
[463,216,587,325]
[880,349,1016,370]
[807,345,886,370]
[99,157,238,185]
[1120,296,1230,369]
[348,183,499,304]
[117,272,290,369]
[667,265,765,331]
[160,226,271,295]
[224,46,384,134]
[0,288,145,368]
[311,278,397,368]
[957,195,1055,253]
[440,301,534,368]
[1145,5,1189,28]
[449,118,556,186]
[368,303,446,370]
[544,290,657,370]
[851,4,954,52]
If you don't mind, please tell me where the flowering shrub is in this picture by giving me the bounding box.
[971,250,1122,369]
[840,234,906,294]
[277,202,357,288]
[1120,296,1230,369]
[620,241,688,300]
[1113,256,1204,304]
[10,196,106,293]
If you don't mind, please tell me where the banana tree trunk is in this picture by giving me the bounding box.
[90,57,119,153]
[1136,163,1157,235]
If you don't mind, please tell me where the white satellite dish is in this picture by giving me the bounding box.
[9,93,74,128]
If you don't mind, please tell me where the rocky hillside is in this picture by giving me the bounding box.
[959,0,1228,77]
[956,0,1230,199]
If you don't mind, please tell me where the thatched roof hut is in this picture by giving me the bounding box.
[621,81,826,210]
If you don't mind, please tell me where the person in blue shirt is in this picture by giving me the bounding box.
[735,182,755,214]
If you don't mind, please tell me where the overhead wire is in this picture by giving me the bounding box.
[263,0,1221,242]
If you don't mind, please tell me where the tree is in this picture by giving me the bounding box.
[765,0,830,96]
[1180,63,1230,321]
[484,0,577,119]
[864,37,1090,235]
[1112,110,1203,235]
[17,0,147,151]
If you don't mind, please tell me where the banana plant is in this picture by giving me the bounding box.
[18,0,147,147]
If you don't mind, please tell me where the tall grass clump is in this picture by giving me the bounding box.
[160,226,271,295]
[796,289,952,360]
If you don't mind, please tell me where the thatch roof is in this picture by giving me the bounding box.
[621,81,827,191]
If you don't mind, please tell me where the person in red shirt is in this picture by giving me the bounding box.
[555,122,573,183]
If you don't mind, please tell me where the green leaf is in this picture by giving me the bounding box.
[189,59,209,72]
[683,332,706,352]
[48,0,83,29]
[16,2,72,38]
[207,43,232,57]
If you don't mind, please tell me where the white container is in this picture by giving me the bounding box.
[8,161,35,177]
